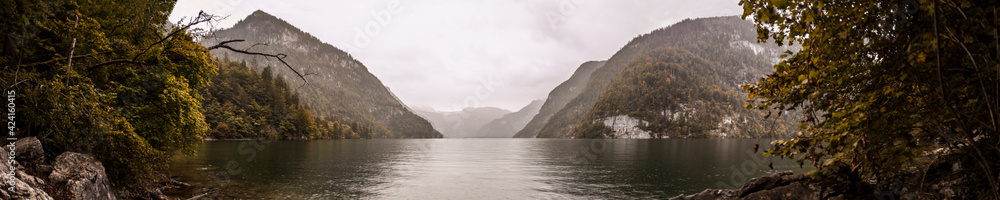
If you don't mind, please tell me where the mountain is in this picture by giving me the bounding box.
[475,100,544,138]
[201,61,368,140]
[534,16,798,138]
[413,107,511,138]
[204,10,441,138]
[513,61,605,138]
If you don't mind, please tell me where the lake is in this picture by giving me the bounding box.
[166,139,810,199]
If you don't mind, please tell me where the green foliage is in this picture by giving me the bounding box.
[742,0,1000,197]
[201,61,366,140]
[1,0,213,197]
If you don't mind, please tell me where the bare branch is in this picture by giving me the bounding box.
[206,40,308,85]
[132,11,216,62]
[18,49,123,67]
[85,59,143,70]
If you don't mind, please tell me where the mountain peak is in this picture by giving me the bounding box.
[238,9,283,25]
[206,10,441,139]
[249,9,275,19]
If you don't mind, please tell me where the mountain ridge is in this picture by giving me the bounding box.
[205,10,441,138]
[534,16,796,138]
[414,107,511,138]
[514,61,605,138]
[476,100,545,138]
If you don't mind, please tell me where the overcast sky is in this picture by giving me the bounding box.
[169,0,743,112]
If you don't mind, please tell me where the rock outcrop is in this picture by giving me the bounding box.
[671,172,844,200]
[1,137,54,200]
[14,137,45,165]
[0,137,117,200]
[49,152,117,200]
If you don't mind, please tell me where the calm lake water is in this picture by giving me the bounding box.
[166,139,809,199]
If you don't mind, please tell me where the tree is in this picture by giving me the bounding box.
[1,1,307,197]
[741,0,999,197]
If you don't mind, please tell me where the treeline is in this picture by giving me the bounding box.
[201,60,372,139]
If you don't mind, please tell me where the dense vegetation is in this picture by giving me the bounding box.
[742,0,1000,198]
[201,60,370,140]
[206,11,441,139]
[1,0,216,197]
[0,2,387,198]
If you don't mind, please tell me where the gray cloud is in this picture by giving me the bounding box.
[170,0,743,111]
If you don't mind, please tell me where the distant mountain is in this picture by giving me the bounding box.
[535,16,798,138]
[414,107,511,138]
[513,61,605,138]
[475,100,544,138]
[204,10,441,138]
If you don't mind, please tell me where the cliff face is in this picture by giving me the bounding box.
[205,10,440,138]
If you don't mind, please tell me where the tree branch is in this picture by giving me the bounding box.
[18,49,122,67]
[206,40,308,85]
[132,11,215,62]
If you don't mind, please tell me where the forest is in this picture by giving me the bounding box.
[741,0,1000,198]
[0,0,371,198]
[201,60,371,140]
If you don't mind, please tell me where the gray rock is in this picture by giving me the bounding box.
[670,171,831,200]
[671,189,736,200]
[49,152,117,200]
[14,137,44,165]
[0,142,54,200]
[736,171,805,197]
[16,170,45,189]
[741,182,821,200]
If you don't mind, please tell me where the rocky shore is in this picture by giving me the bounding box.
[670,172,846,200]
[1,137,117,199]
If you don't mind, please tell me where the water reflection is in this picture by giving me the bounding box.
[167,139,809,199]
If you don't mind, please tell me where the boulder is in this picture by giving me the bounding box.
[671,189,736,200]
[735,171,806,197]
[49,152,117,200]
[740,182,827,200]
[0,141,54,200]
[14,137,44,165]
[670,171,835,200]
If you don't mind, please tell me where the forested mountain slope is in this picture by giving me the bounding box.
[201,61,373,140]
[205,10,440,138]
[513,61,605,138]
[536,16,796,138]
